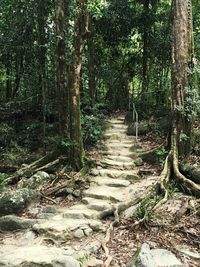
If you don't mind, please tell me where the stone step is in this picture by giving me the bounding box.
[107,119,125,124]
[105,155,132,162]
[83,185,126,202]
[61,205,100,219]
[100,159,135,170]
[91,168,140,180]
[0,245,82,267]
[91,176,130,187]
[106,143,134,149]
[102,150,137,159]
[103,133,136,141]
[33,217,103,240]
[82,198,112,211]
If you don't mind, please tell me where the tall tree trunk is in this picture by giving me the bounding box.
[37,0,47,138]
[12,52,24,98]
[87,16,96,105]
[70,0,88,170]
[171,0,193,158]
[141,0,150,100]
[55,0,69,138]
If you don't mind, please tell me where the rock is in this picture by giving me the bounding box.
[24,171,50,190]
[134,158,144,166]
[85,240,101,253]
[138,169,155,176]
[127,122,149,136]
[0,215,36,231]
[42,206,58,214]
[0,188,39,216]
[0,245,80,267]
[83,227,93,236]
[176,245,200,260]
[123,204,139,219]
[73,229,85,238]
[73,189,81,197]
[83,257,103,267]
[127,243,184,267]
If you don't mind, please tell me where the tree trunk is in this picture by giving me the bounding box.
[141,0,150,101]
[37,0,47,138]
[171,0,193,158]
[55,0,69,138]
[70,0,88,170]
[87,16,96,104]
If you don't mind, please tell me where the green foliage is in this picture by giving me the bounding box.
[155,146,168,167]
[0,173,8,184]
[0,123,15,147]
[133,196,155,223]
[81,103,106,146]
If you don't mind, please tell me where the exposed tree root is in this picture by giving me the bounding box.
[102,207,119,267]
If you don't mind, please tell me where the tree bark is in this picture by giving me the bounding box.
[87,16,96,104]
[37,0,47,138]
[171,0,193,158]
[70,0,88,170]
[141,0,150,100]
[55,0,69,138]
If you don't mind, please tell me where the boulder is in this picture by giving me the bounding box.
[23,171,50,190]
[0,188,39,216]
[127,122,149,136]
[127,243,184,267]
[0,245,80,267]
[0,215,37,231]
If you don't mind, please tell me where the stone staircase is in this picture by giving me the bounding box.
[0,115,158,267]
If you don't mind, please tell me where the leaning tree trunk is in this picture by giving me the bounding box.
[55,0,69,138]
[70,0,88,170]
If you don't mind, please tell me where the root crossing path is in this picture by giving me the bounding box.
[0,115,158,267]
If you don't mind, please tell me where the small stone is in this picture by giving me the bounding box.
[73,229,85,239]
[85,240,101,253]
[73,190,81,198]
[66,194,74,201]
[134,158,144,166]
[83,227,93,236]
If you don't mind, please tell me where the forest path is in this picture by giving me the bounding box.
[0,114,158,267]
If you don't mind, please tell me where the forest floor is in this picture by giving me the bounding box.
[0,113,199,267]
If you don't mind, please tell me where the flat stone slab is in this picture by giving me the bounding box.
[33,217,103,240]
[0,245,80,267]
[82,198,112,211]
[83,185,126,202]
[91,176,130,187]
[101,159,135,170]
[105,155,133,162]
[91,168,139,179]
[61,205,100,219]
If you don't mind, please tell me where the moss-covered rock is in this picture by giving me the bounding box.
[0,188,39,216]
[0,215,37,231]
